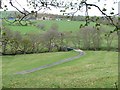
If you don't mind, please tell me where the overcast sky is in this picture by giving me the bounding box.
[1,0,120,16]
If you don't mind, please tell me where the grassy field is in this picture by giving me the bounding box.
[0,56,2,89]
[2,19,118,51]
[2,19,118,88]
[2,51,78,74]
[3,20,115,34]
[2,51,118,88]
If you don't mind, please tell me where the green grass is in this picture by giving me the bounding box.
[2,51,118,88]
[36,20,115,32]
[36,20,84,32]
[4,20,115,34]
[0,56,2,89]
[2,51,78,74]
[7,25,43,34]
[3,20,117,50]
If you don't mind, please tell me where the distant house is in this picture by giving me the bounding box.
[67,19,70,21]
[56,18,61,21]
[8,17,14,20]
[37,16,51,20]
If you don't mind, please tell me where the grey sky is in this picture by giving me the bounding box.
[1,0,120,16]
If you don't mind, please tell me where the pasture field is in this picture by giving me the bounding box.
[3,20,115,34]
[3,20,118,49]
[3,20,118,50]
[0,55,1,89]
[2,51,78,74]
[2,51,118,88]
[2,19,118,88]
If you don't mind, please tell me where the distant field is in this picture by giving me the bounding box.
[2,51,118,88]
[3,20,115,34]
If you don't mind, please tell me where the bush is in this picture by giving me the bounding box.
[36,23,46,30]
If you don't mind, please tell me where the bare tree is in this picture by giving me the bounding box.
[42,23,59,52]
[9,31,22,54]
[37,23,46,31]
[2,0,120,54]
[3,0,120,32]
[2,27,13,54]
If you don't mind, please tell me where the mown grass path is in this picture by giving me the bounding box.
[15,49,85,74]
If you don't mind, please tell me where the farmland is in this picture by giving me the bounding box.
[3,20,115,34]
[0,0,119,88]
[2,19,118,88]
[2,19,118,55]
[2,51,118,88]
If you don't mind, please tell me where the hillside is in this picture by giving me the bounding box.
[2,51,118,88]
[4,20,115,34]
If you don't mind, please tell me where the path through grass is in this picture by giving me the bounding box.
[2,51,118,88]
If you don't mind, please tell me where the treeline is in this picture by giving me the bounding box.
[2,11,118,25]
[1,24,118,55]
[71,16,119,26]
